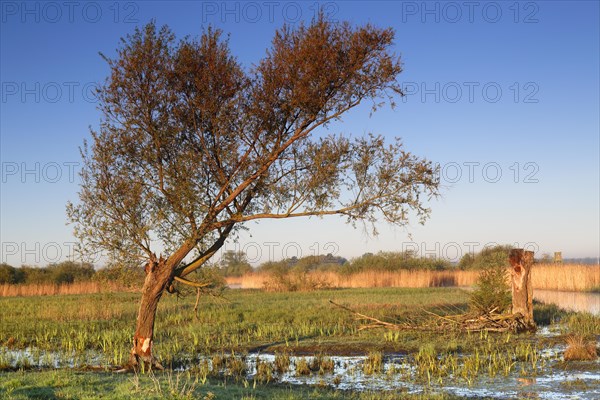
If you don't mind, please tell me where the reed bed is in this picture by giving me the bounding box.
[2,264,596,297]
[532,263,600,291]
[329,270,477,288]
[225,270,478,290]
[226,263,599,292]
[0,281,131,297]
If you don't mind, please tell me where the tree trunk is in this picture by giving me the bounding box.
[508,248,536,331]
[130,255,174,369]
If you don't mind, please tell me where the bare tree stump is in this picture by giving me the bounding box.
[509,249,536,332]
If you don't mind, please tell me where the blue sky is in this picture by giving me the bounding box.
[1,1,598,266]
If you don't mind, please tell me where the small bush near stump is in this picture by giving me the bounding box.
[469,261,512,315]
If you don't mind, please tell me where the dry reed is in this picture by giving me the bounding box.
[225,270,479,290]
[564,334,598,361]
[0,281,132,297]
[532,264,600,292]
[226,264,599,292]
[3,264,596,297]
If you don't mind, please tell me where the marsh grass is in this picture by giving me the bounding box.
[2,288,474,364]
[362,351,383,375]
[1,287,580,374]
[294,358,311,376]
[561,312,599,362]
[255,357,274,383]
[533,302,566,325]
[309,354,335,375]
[227,270,476,290]
[564,313,600,338]
[532,264,600,291]
[0,287,598,398]
[273,352,291,374]
[564,335,597,361]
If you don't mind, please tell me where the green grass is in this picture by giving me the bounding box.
[0,369,467,399]
[0,287,597,398]
[563,312,600,338]
[0,288,472,367]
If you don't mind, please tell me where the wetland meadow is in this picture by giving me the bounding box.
[2,2,599,399]
[1,285,598,399]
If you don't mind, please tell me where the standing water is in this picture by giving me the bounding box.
[534,290,600,315]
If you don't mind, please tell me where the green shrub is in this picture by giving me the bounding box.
[262,270,330,292]
[256,254,346,275]
[256,260,290,274]
[469,253,511,314]
[18,265,51,284]
[93,263,145,288]
[0,263,25,284]
[533,302,566,326]
[345,251,451,273]
[459,245,512,270]
[47,261,95,284]
[218,251,252,277]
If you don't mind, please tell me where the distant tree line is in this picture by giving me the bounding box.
[252,245,514,275]
[562,257,599,265]
[0,261,95,285]
[3,245,586,285]
[0,261,145,287]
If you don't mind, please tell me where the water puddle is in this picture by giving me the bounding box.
[537,325,563,338]
[0,348,103,369]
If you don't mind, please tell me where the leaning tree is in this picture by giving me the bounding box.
[67,16,440,368]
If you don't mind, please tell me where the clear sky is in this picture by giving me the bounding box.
[1,1,599,267]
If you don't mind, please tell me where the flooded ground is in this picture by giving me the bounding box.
[241,347,600,400]
[1,289,598,398]
[2,332,598,399]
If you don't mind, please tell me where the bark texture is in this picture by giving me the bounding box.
[130,256,174,368]
[509,248,536,331]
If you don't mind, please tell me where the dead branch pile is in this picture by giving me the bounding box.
[330,301,536,333]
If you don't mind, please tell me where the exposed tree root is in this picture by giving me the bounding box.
[116,357,164,374]
[128,349,165,373]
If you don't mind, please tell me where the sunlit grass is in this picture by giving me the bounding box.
[0,287,597,398]
[0,288,470,367]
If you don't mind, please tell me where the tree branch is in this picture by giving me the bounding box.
[173,275,213,288]
[175,223,235,277]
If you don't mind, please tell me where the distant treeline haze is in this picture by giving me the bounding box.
[1,245,595,286]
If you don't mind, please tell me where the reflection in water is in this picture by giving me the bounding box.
[534,290,600,315]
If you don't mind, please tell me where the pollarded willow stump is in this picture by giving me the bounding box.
[509,249,536,332]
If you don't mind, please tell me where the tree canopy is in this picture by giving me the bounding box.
[67,15,439,288]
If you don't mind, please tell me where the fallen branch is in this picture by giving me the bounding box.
[330,300,534,333]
